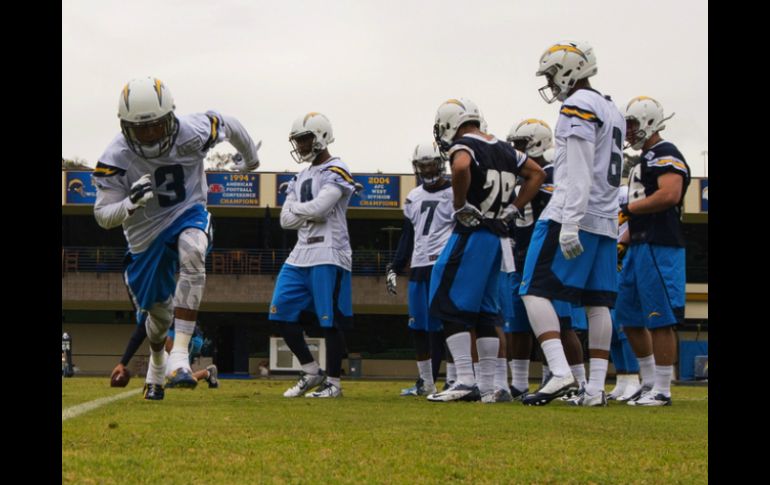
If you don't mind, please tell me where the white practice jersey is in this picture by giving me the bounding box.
[93,110,258,253]
[403,183,454,268]
[617,185,629,241]
[541,89,626,238]
[285,158,356,270]
[500,237,515,273]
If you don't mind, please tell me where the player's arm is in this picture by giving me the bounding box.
[218,113,261,171]
[560,135,594,225]
[511,158,546,211]
[290,183,344,219]
[93,164,154,229]
[280,190,307,230]
[622,172,684,216]
[390,218,415,274]
[450,150,472,210]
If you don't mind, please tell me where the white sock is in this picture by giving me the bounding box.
[654,365,673,397]
[541,365,551,385]
[476,337,499,395]
[446,363,457,382]
[150,347,166,367]
[169,318,195,369]
[510,359,529,391]
[570,363,587,388]
[301,361,320,375]
[540,339,571,378]
[638,354,656,388]
[446,332,475,386]
[585,358,608,396]
[417,359,434,387]
[327,376,341,388]
[626,374,640,387]
[494,358,508,391]
[611,374,628,394]
[146,361,166,385]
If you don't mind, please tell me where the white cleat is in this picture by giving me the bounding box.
[305,381,342,398]
[283,371,327,398]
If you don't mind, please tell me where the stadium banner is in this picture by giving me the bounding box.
[275,173,296,207]
[700,179,708,212]
[349,174,400,209]
[65,171,98,205]
[207,172,259,207]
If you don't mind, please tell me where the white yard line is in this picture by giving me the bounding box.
[62,388,142,421]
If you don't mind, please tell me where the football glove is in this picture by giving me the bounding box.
[453,202,483,228]
[499,204,522,223]
[617,243,628,271]
[232,140,262,172]
[128,174,154,209]
[385,263,397,295]
[559,223,584,260]
[619,203,632,225]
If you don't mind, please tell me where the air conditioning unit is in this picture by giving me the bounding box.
[269,337,326,372]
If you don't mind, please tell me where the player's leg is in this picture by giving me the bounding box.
[571,234,616,407]
[631,244,685,406]
[306,265,353,398]
[270,264,324,397]
[167,228,209,387]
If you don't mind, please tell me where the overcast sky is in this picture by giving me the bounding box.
[62,0,708,176]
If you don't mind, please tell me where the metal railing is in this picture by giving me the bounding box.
[62,247,396,276]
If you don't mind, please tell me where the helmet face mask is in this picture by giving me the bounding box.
[411,143,445,186]
[118,77,178,159]
[289,112,334,164]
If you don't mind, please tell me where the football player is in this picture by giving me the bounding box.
[94,77,260,400]
[271,112,357,398]
[618,96,690,406]
[386,143,454,397]
[520,42,625,407]
[426,98,546,402]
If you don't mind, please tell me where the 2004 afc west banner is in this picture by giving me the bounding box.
[275,173,400,208]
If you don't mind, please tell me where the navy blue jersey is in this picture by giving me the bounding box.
[447,134,527,237]
[511,164,555,269]
[627,141,690,247]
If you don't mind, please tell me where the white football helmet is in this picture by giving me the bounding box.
[118,77,178,158]
[411,142,445,186]
[479,109,489,133]
[433,98,481,153]
[289,112,335,163]
[507,119,553,158]
[624,96,674,150]
[536,41,598,104]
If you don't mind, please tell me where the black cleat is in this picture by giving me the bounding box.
[143,383,165,401]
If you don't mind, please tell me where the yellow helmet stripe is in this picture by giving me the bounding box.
[122,84,130,110]
[446,99,466,110]
[154,78,164,104]
[547,44,587,60]
[303,112,321,125]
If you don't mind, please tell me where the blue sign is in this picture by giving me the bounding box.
[206,172,259,206]
[349,174,400,209]
[700,179,708,212]
[66,171,97,205]
[275,173,296,207]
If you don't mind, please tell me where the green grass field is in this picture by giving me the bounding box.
[62,377,708,484]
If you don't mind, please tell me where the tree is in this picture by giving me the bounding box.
[205,151,238,172]
[62,157,92,170]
